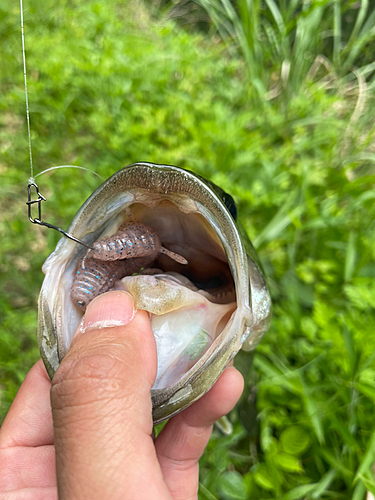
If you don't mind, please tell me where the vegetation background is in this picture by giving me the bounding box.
[1,0,375,497]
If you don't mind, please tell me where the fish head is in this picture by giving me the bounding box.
[38,163,271,423]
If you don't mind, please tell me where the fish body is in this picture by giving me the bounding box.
[38,163,271,423]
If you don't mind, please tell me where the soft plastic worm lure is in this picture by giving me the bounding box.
[88,222,187,263]
[70,221,187,310]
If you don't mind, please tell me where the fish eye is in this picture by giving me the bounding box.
[227,201,237,220]
[76,300,85,308]
[223,193,237,220]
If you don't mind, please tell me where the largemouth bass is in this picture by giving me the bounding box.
[38,162,271,423]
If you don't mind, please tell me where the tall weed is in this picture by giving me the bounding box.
[195,0,375,102]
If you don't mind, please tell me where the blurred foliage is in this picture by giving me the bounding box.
[1,0,375,498]
[192,0,375,103]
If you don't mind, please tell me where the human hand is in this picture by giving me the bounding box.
[0,291,244,499]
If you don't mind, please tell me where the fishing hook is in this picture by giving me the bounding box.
[26,181,94,250]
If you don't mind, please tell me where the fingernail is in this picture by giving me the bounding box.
[82,291,135,332]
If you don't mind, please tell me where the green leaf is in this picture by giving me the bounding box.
[356,382,375,403]
[356,473,375,495]
[345,231,357,282]
[274,453,303,473]
[318,449,352,479]
[302,388,324,444]
[280,426,310,456]
[281,484,317,500]
[355,429,375,480]
[352,481,366,500]
[253,466,276,491]
[311,469,337,499]
[215,415,233,436]
[218,471,248,500]
[199,483,219,500]
[342,323,357,378]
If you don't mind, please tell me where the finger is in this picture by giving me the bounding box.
[0,486,57,500]
[0,360,53,449]
[51,291,171,500]
[0,445,56,492]
[155,366,244,500]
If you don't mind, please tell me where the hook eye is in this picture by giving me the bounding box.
[26,181,94,250]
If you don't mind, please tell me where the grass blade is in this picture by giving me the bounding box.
[311,469,337,498]
[345,231,357,282]
[333,0,341,69]
[355,429,375,480]
[281,484,317,500]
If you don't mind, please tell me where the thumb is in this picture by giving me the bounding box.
[51,290,171,500]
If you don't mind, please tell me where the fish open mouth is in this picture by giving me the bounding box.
[39,163,265,423]
[67,198,237,389]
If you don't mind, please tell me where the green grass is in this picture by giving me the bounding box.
[1,0,375,498]
[193,0,375,103]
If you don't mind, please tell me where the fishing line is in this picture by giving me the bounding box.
[20,0,95,250]
[20,0,33,182]
[34,165,104,180]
